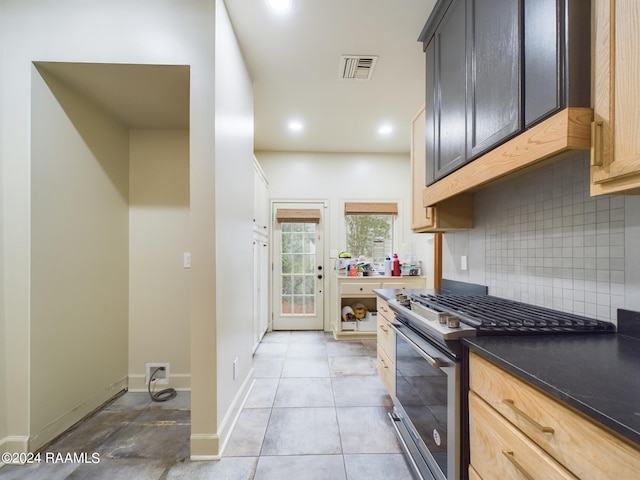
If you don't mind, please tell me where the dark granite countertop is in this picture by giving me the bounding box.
[463,332,640,446]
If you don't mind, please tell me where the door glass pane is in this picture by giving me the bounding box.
[280,222,316,316]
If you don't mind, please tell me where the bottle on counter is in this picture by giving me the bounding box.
[392,253,401,276]
[384,256,392,276]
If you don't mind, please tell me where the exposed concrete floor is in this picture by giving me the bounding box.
[0,332,414,479]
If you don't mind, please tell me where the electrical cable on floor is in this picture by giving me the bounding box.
[148,367,177,402]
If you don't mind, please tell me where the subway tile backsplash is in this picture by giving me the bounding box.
[477,152,624,322]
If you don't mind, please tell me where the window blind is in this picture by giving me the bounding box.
[344,202,398,215]
[275,208,321,223]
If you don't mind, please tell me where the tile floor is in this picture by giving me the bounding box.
[0,331,414,480]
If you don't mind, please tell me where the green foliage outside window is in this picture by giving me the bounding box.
[345,214,392,260]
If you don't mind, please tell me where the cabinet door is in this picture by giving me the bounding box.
[253,164,269,232]
[523,0,560,127]
[411,106,435,231]
[425,40,437,185]
[467,0,521,158]
[434,0,467,181]
[591,0,640,194]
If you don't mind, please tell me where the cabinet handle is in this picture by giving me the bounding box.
[591,121,604,167]
[502,450,535,480]
[503,399,554,433]
[380,357,389,369]
[379,324,388,333]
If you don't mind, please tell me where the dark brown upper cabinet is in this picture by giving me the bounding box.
[524,0,591,128]
[419,0,591,185]
[432,0,467,183]
[467,0,521,159]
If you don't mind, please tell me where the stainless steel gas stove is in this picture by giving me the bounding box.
[386,281,616,480]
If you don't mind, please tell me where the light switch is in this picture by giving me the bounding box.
[184,252,191,268]
[461,255,467,271]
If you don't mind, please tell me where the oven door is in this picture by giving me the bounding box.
[388,321,461,480]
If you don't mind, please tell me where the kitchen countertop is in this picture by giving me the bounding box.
[373,288,435,301]
[463,332,640,447]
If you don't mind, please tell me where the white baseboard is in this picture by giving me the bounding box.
[189,367,254,460]
[189,434,221,461]
[127,373,191,392]
[0,436,30,467]
[28,377,127,452]
[217,368,255,458]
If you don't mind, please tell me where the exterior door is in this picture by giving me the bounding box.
[272,202,324,330]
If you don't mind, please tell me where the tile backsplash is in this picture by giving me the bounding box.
[450,152,626,322]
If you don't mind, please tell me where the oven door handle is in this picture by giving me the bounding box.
[388,322,442,368]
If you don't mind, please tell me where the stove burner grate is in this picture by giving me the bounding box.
[411,293,616,333]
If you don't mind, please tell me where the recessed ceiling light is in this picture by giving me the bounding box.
[267,0,291,12]
[378,124,393,135]
[288,120,303,132]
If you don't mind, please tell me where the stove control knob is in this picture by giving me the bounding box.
[446,316,460,328]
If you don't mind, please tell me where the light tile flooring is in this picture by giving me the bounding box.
[0,331,413,480]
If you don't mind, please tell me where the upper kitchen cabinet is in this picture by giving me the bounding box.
[417,0,592,215]
[524,0,591,128]
[420,0,523,185]
[591,0,640,196]
[430,0,467,182]
[467,0,521,159]
[412,105,474,232]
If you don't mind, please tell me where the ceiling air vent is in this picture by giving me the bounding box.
[339,55,378,80]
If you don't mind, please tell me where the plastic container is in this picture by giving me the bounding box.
[384,256,392,276]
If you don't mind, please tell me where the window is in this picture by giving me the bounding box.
[344,202,397,264]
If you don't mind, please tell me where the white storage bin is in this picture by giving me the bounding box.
[357,312,377,332]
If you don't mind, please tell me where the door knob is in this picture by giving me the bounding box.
[317,265,323,270]
[317,274,323,279]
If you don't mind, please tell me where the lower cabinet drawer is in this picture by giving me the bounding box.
[376,297,393,319]
[470,352,640,479]
[469,392,576,480]
[376,312,395,358]
[377,345,394,396]
[340,282,380,295]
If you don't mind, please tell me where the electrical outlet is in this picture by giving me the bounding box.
[146,363,170,385]
[461,255,468,271]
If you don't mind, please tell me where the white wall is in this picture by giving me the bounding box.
[214,0,256,448]
[30,66,130,450]
[0,0,221,458]
[0,0,6,450]
[128,129,190,392]
[442,152,640,324]
[257,151,435,329]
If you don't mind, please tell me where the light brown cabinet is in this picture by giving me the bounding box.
[591,0,640,195]
[469,352,640,480]
[411,105,474,233]
[332,276,425,340]
[375,296,396,396]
